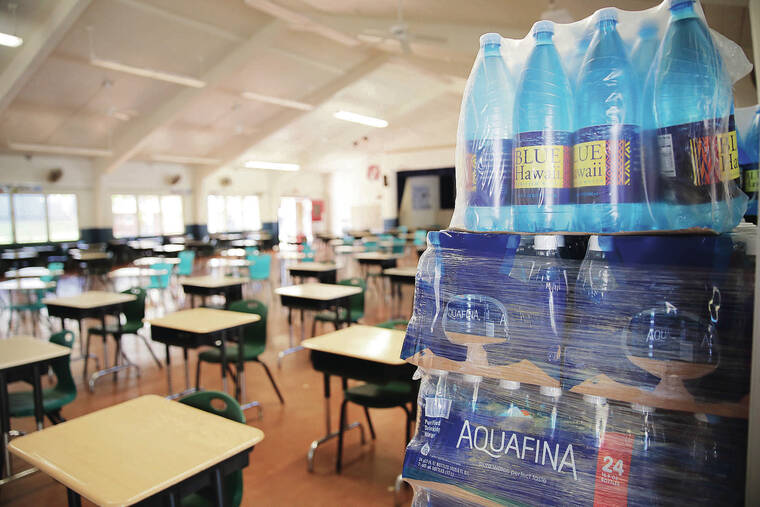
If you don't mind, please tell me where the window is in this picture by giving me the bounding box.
[207,195,262,233]
[0,193,79,244]
[111,194,183,238]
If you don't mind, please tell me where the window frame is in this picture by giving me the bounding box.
[111,193,185,239]
[206,194,262,234]
[0,192,80,245]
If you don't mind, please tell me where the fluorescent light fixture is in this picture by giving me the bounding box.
[244,160,300,171]
[0,32,22,48]
[241,91,314,111]
[90,57,206,88]
[333,110,388,128]
[150,154,221,165]
[7,141,112,157]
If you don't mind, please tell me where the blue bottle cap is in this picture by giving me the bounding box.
[595,7,618,24]
[669,0,695,10]
[532,20,555,37]
[479,32,502,47]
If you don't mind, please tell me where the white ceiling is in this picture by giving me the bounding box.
[0,0,753,176]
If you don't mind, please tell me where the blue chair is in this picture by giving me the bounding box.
[177,250,195,276]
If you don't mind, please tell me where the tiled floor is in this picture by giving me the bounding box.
[0,245,420,506]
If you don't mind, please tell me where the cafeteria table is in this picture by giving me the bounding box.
[382,267,417,318]
[9,395,264,506]
[180,276,247,309]
[274,283,363,366]
[108,267,168,285]
[133,256,181,267]
[0,336,71,484]
[4,266,63,279]
[147,308,260,405]
[287,262,338,284]
[0,278,55,336]
[302,325,413,472]
[43,291,137,386]
[207,258,251,277]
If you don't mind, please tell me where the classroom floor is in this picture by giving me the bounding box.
[0,246,419,506]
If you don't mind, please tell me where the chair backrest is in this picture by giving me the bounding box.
[338,278,365,317]
[178,391,244,507]
[398,225,408,233]
[121,287,146,324]
[414,230,427,245]
[150,262,172,288]
[375,319,409,330]
[247,254,271,280]
[177,250,195,276]
[363,240,378,253]
[47,262,64,280]
[49,330,77,396]
[244,246,259,257]
[392,238,406,255]
[228,299,268,349]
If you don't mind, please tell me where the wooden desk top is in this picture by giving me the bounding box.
[153,244,185,253]
[147,308,260,334]
[383,267,418,278]
[0,336,71,370]
[9,395,264,507]
[207,258,251,268]
[133,257,180,266]
[334,245,365,254]
[0,278,55,291]
[73,252,110,261]
[180,276,248,288]
[277,251,305,260]
[220,248,247,257]
[1,251,38,260]
[4,267,63,279]
[43,291,136,309]
[355,252,399,261]
[275,283,362,301]
[303,325,406,365]
[288,262,337,272]
[108,267,167,278]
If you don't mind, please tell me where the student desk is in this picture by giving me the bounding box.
[274,283,362,366]
[302,325,412,472]
[0,336,70,483]
[4,267,63,279]
[133,256,181,267]
[382,267,417,318]
[180,276,247,309]
[147,308,260,404]
[287,262,338,284]
[43,291,136,384]
[9,395,264,507]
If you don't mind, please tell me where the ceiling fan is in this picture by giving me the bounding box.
[357,0,446,54]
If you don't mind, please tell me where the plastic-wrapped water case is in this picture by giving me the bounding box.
[736,105,759,221]
[452,0,752,234]
[401,228,753,505]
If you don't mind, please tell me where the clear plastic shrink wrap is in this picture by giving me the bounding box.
[401,227,754,506]
[736,105,759,221]
[453,0,752,234]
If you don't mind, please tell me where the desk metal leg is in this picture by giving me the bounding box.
[220,331,228,394]
[31,364,44,431]
[1,373,8,478]
[307,374,365,472]
[238,327,262,416]
[165,345,196,400]
[278,307,304,367]
[212,467,225,507]
[88,312,140,392]
[67,488,82,507]
[165,344,173,395]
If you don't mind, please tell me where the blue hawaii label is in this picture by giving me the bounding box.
[466,139,513,207]
[513,131,574,206]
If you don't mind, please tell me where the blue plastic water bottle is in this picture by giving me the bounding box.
[575,8,650,232]
[740,109,759,220]
[649,0,741,231]
[513,21,574,232]
[462,33,514,231]
[630,23,660,82]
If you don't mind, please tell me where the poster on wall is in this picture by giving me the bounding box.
[412,185,431,210]
[312,199,324,221]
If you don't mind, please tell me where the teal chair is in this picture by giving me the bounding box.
[88,287,162,370]
[363,240,378,253]
[179,391,245,507]
[8,330,77,425]
[244,246,259,257]
[146,262,172,306]
[311,278,365,335]
[413,230,427,246]
[195,299,284,406]
[246,254,272,296]
[397,225,408,234]
[391,238,406,255]
[302,244,315,262]
[177,250,195,277]
[47,262,64,282]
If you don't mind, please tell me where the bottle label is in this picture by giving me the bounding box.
[593,432,634,506]
[466,139,513,207]
[513,131,574,206]
[742,164,758,193]
[655,115,739,203]
[573,125,644,204]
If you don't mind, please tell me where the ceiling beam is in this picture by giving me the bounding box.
[0,0,91,116]
[200,51,390,181]
[93,21,282,174]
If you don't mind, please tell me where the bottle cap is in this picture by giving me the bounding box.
[556,235,566,247]
[583,394,607,405]
[480,33,502,47]
[595,7,618,24]
[532,20,555,37]
[631,403,655,413]
[500,380,520,390]
[669,0,695,10]
[588,235,614,252]
[462,374,482,384]
[539,386,562,398]
[534,235,559,251]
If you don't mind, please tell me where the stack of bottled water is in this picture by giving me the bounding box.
[453,0,751,234]
[737,105,759,222]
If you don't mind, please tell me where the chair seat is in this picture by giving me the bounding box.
[314,308,363,323]
[344,381,416,409]
[88,321,143,336]
[198,343,266,363]
[8,387,76,417]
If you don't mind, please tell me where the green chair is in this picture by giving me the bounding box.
[311,278,365,336]
[374,319,409,331]
[178,391,245,507]
[195,299,284,406]
[8,330,77,425]
[177,250,195,277]
[88,287,162,371]
[337,379,417,473]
